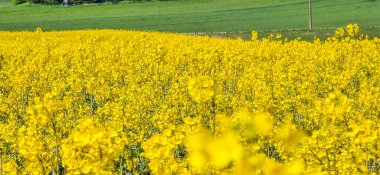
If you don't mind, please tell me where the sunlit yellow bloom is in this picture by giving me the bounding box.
[0,23,378,175]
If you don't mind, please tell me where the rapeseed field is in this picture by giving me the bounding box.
[0,24,379,174]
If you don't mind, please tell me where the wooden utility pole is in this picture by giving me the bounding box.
[308,0,313,31]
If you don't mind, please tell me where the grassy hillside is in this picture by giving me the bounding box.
[0,0,379,39]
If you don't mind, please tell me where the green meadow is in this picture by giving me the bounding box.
[1,0,379,39]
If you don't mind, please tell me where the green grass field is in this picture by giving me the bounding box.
[0,0,380,40]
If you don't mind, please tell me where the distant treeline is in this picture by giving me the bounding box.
[12,0,170,5]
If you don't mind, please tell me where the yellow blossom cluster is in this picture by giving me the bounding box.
[0,24,379,174]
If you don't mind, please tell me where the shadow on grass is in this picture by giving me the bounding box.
[190,26,380,41]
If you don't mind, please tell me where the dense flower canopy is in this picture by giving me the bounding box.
[0,24,379,174]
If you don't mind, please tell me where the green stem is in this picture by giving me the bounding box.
[0,147,2,175]
[211,80,216,135]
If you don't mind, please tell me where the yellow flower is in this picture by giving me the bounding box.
[251,31,259,41]
[0,24,378,175]
[335,28,345,38]
[253,112,273,135]
[188,76,214,103]
[346,23,359,37]
[35,27,43,33]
